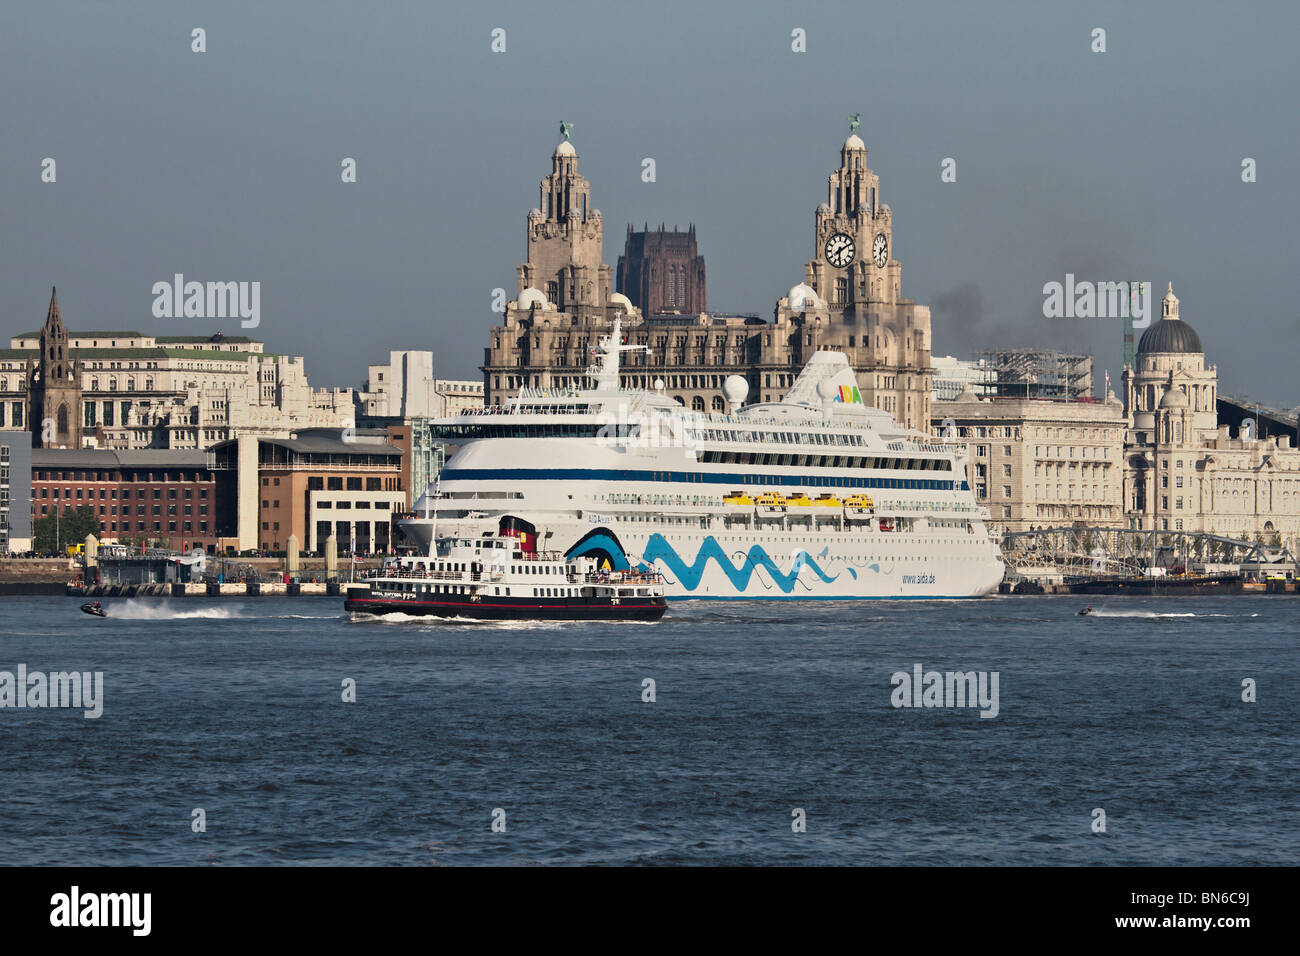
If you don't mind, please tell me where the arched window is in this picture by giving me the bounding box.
[712,395,725,412]
[691,396,705,411]
[57,403,69,437]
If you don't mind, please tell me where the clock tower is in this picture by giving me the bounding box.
[807,133,900,311]
[769,130,933,431]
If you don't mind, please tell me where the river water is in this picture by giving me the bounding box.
[0,594,1294,865]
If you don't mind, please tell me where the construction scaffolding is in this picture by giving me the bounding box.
[976,348,1094,400]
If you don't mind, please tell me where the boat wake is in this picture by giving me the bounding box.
[1082,609,1259,619]
[103,600,243,621]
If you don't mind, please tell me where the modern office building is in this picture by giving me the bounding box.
[0,430,33,553]
[210,429,405,553]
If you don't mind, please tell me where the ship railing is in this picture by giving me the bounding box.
[363,568,475,582]
[582,571,664,586]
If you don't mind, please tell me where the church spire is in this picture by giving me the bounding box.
[44,286,62,329]
[28,284,83,448]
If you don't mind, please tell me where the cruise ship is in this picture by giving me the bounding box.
[400,320,1004,599]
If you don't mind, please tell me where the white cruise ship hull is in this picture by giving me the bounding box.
[401,461,1003,600]
[400,330,1005,600]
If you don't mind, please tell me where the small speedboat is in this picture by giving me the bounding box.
[80,602,107,618]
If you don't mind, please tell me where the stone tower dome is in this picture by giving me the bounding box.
[1137,282,1202,355]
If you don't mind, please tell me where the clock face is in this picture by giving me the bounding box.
[825,232,855,268]
[872,233,888,268]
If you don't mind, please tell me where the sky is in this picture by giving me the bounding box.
[2,0,1298,408]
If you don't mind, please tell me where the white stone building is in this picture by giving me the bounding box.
[0,325,353,450]
[933,388,1127,532]
[358,350,483,419]
[1122,284,1300,548]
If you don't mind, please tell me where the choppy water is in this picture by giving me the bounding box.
[0,594,1295,865]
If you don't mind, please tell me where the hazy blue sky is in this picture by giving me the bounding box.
[3,0,1297,407]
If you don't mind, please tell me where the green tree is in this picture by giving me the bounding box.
[33,506,101,555]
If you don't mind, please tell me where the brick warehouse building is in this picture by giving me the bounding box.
[31,448,229,550]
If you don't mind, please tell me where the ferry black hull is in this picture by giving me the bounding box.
[343,595,667,622]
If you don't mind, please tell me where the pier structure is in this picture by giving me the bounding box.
[1000,525,1298,592]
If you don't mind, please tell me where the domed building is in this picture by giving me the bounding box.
[484,128,934,430]
[1124,283,1218,447]
[1122,284,1300,548]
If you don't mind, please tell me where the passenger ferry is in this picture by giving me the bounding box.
[344,531,667,621]
[399,319,1003,600]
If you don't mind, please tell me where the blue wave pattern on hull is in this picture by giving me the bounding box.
[637,533,842,594]
[565,531,632,571]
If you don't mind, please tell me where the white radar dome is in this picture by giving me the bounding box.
[724,375,749,409]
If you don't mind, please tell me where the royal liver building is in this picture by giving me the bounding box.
[482,128,933,433]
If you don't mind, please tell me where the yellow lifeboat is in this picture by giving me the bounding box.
[723,492,754,507]
[813,494,841,507]
[784,493,814,508]
[756,492,787,507]
[844,494,875,511]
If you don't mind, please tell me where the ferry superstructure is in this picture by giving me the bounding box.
[344,532,667,621]
[400,319,1004,599]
